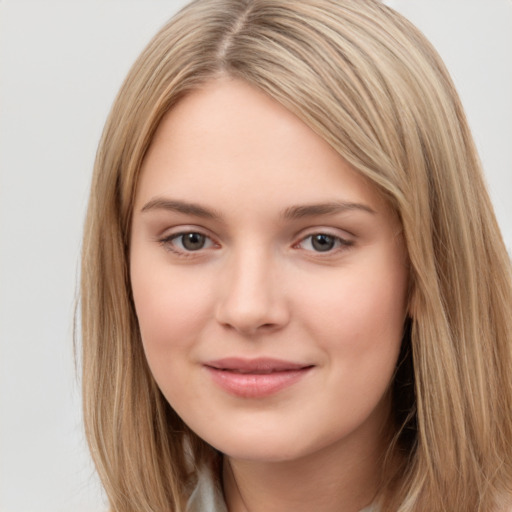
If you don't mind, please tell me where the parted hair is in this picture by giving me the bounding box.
[80,0,512,510]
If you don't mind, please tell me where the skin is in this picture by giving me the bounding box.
[130,78,409,512]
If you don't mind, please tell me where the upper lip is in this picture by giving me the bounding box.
[204,357,313,374]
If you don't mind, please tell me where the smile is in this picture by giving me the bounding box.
[204,358,314,398]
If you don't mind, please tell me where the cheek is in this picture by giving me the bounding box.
[296,251,408,369]
[130,258,214,363]
[130,264,217,409]
[291,254,408,435]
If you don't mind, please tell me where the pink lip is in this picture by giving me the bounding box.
[204,358,314,398]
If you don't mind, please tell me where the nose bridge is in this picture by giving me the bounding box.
[216,242,287,334]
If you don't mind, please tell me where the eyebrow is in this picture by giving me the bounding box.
[141,198,222,219]
[282,201,376,219]
[140,197,376,220]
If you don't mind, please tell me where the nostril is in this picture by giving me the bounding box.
[217,314,285,336]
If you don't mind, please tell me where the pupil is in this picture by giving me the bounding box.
[312,234,335,252]
[182,233,205,251]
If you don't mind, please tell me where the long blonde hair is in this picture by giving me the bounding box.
[81,1,512,510]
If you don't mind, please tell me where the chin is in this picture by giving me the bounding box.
[221,441,311,463]
[195,422,342,464]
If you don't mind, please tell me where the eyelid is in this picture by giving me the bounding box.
[293,228,355,254]
[157,226,220,256]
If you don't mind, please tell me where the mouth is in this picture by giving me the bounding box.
[203,358,314,398]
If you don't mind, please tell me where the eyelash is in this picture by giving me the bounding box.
[159,230,354,257]
[294,233,354,254]
[159,231,217,257]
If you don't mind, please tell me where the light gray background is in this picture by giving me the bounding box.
[0,1,511,511]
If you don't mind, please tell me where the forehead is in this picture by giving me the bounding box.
[136,78,391,219]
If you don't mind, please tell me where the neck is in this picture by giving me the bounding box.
[222,418,393,512]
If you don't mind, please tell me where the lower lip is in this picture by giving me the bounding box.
[205,367,312,398]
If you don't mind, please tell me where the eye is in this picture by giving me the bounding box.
[297,233,352,253]
[161,231,216,253]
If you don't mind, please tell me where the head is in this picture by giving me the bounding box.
[81,1,512,510]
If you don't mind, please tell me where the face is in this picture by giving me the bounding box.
[130,78,409,463]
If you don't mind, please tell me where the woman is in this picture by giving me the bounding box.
[80,0,512,510]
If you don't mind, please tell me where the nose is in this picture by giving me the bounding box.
[215,247,290,335]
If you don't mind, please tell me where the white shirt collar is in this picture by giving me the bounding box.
[186,465,379,512]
